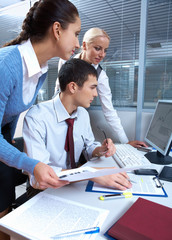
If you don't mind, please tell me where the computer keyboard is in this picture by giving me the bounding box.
[112,144,152,168]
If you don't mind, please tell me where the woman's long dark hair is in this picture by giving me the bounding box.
[3,0,79,47]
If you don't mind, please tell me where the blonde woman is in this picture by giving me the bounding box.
[55,28,147,148]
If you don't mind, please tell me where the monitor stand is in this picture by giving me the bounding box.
[145,151,172,165]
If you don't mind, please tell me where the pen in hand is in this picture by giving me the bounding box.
[127,178,137,184]
[51,226,100,239]
[97,126,108,144]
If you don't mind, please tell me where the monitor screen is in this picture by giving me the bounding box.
[145,100,172,165]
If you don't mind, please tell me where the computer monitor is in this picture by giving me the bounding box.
[145,100,172,165]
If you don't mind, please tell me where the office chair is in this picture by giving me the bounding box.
[12,137,29,209]
[12,137,24,152]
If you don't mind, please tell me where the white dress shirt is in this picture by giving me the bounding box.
[18,39,48,105]
[23,93,101,175]
[56,56,129,143]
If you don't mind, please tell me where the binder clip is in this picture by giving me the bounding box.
[153,177,163,188]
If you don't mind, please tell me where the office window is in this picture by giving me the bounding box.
[0,0,171,108]
[73,0,172,109]
[0,1,30,47]
[144,0,172,108]
[75,0,172,109]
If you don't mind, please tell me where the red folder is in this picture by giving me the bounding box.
[108,197,172,240]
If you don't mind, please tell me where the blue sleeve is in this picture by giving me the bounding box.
[0,54,39,174]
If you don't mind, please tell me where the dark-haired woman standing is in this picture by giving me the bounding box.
[0,0,80,237]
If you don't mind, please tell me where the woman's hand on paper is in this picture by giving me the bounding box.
[33,162,69,190]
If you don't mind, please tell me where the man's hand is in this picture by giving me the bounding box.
[92,138,116,158]
[33,162,69,190]
[91,168,132,191]
[128,140,148,148]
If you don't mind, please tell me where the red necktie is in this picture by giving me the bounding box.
[65,118,76,168]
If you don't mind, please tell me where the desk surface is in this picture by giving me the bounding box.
[0,156,172,240]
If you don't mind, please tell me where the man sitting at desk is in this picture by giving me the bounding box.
[23,58,132,193]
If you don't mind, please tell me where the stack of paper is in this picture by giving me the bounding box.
[0,192,109,240]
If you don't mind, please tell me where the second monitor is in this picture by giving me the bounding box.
[145,100,172,165]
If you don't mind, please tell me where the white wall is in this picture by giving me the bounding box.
[88,109,153,144]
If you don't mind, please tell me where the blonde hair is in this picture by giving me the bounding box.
[83,27,110,44]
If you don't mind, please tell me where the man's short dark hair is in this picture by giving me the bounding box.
[59,58,97,92]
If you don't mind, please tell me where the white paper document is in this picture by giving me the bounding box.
[91,173,166,196]
[57,166,138,182]
[0,192,109,240]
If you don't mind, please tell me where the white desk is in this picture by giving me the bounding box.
[0,156,172,240]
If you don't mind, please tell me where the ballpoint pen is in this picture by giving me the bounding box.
[99,192,133,200]
[127,178,137,184]
[97,126,108,144]
[51,226,100,239]
[96,127,108,156]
